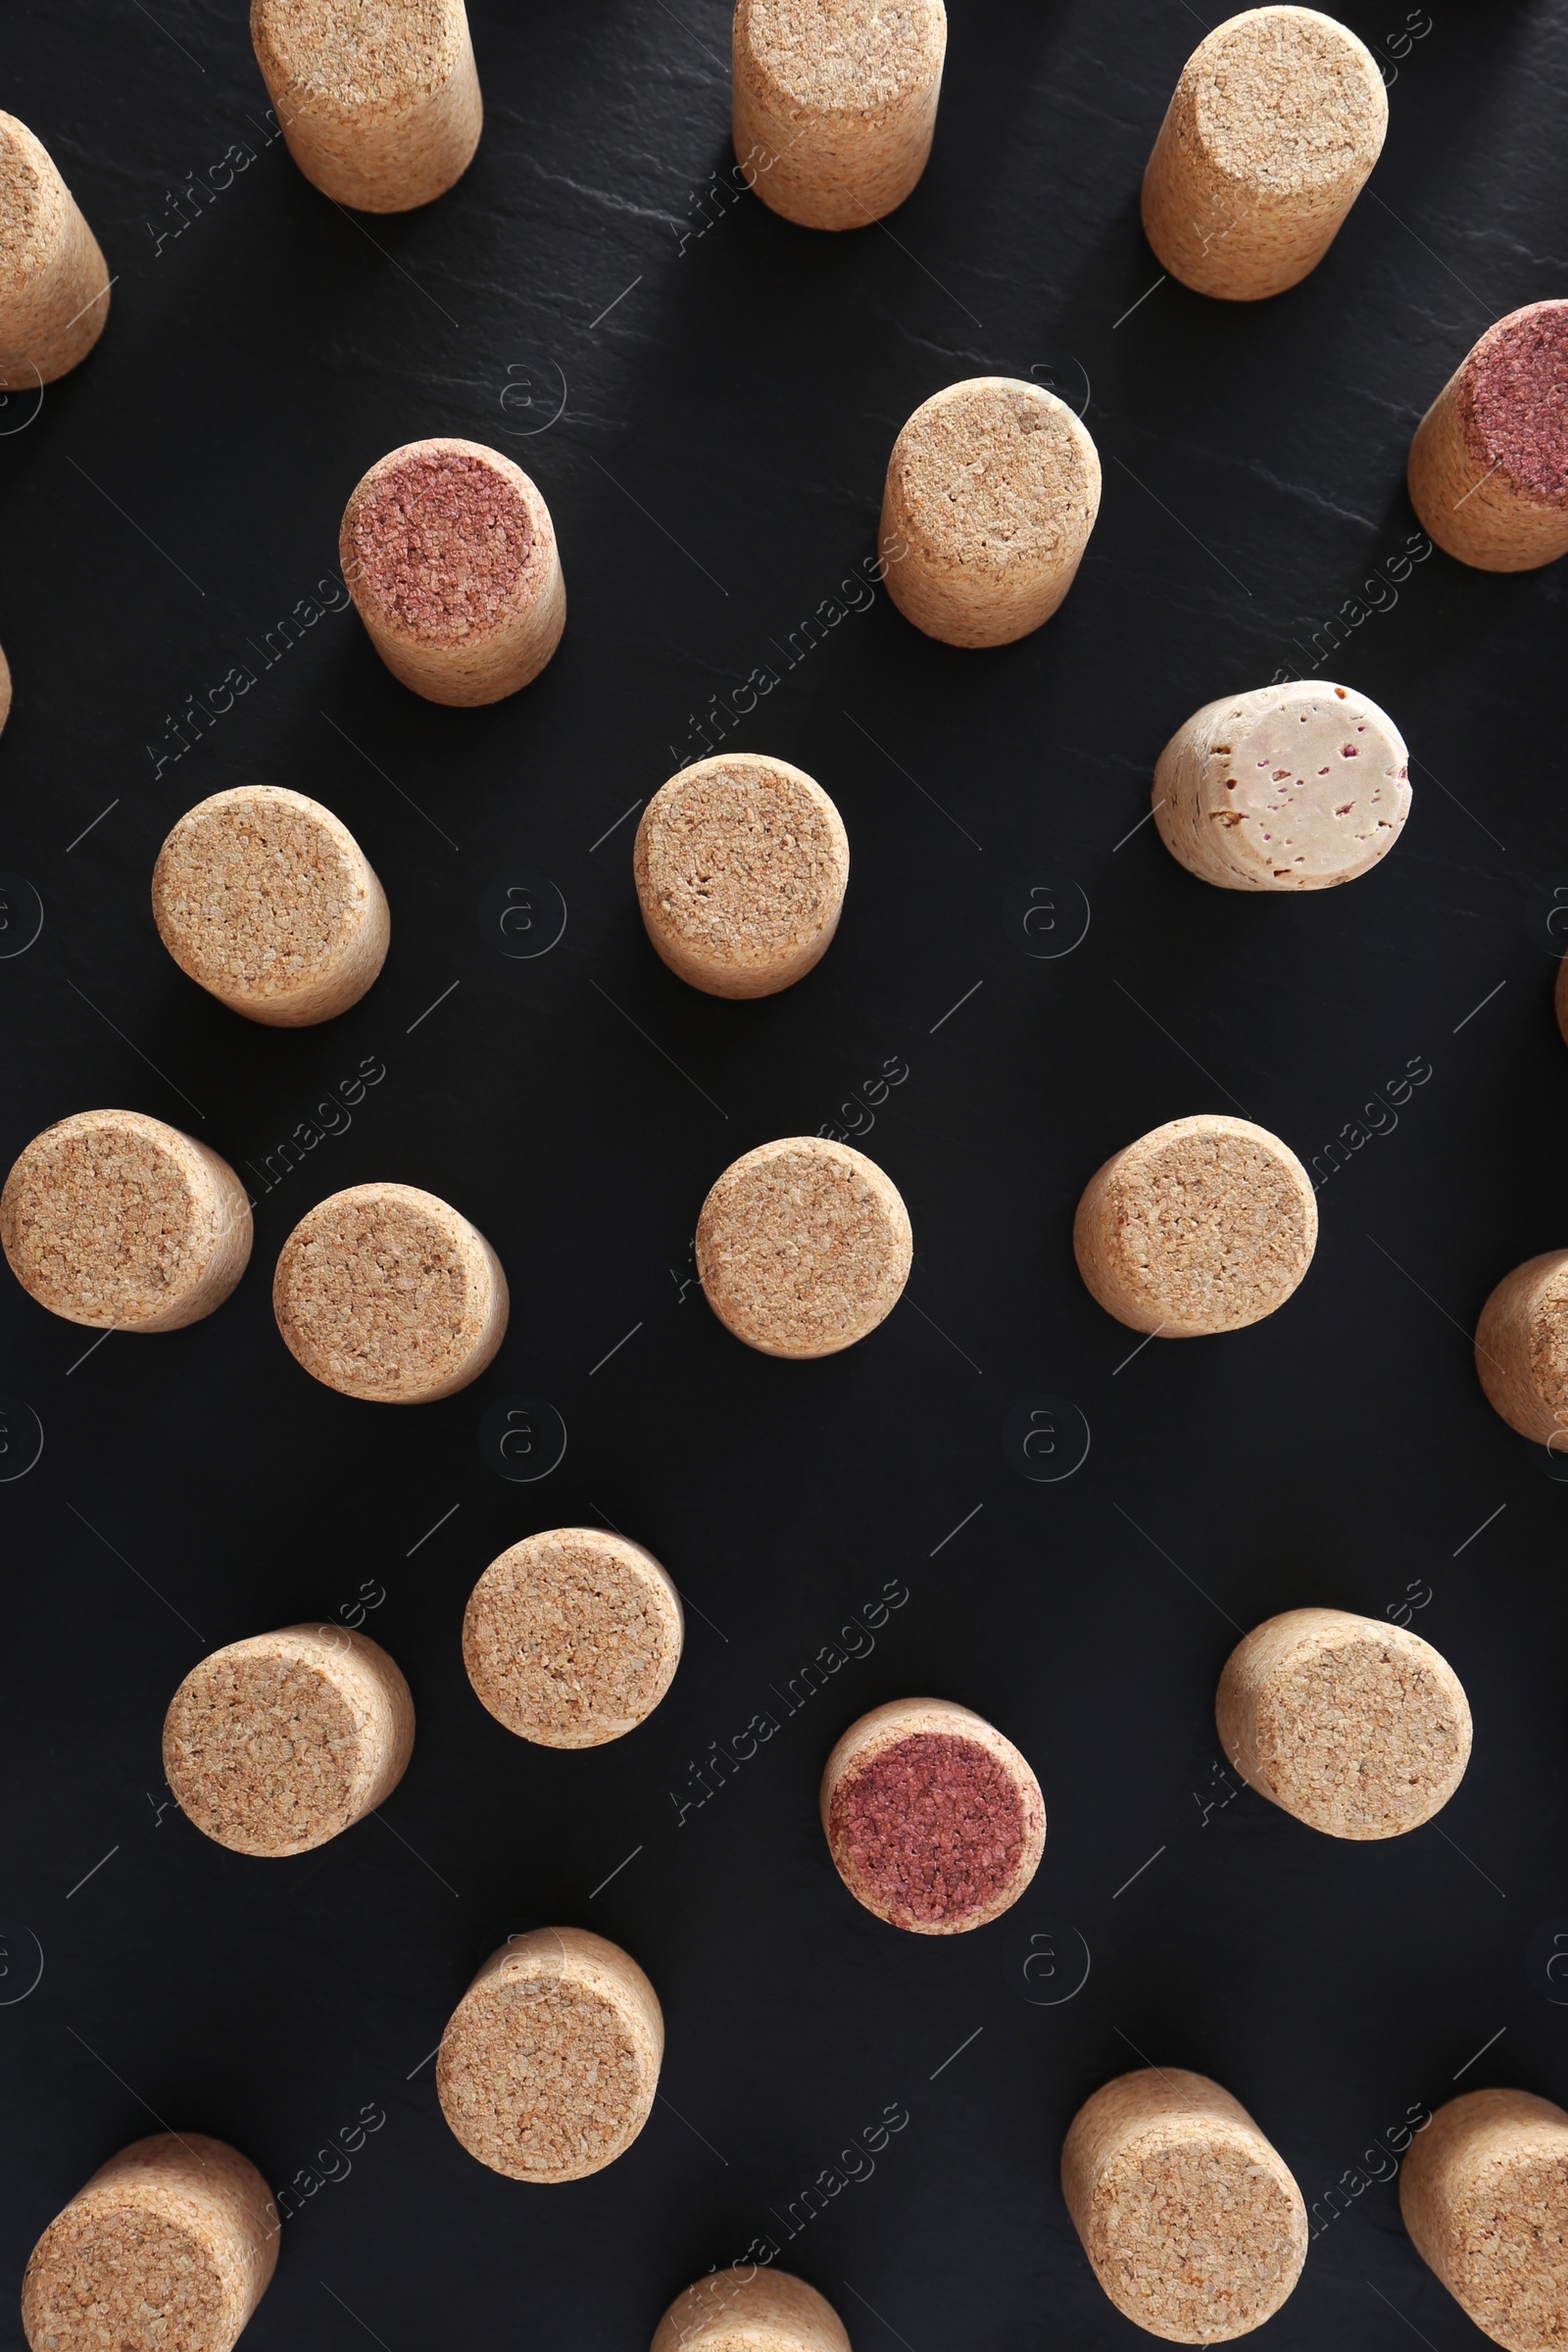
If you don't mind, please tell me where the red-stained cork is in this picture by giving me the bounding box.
[1464,303,1568,508]
[1408,301,1568,570]
[353,448,534,637]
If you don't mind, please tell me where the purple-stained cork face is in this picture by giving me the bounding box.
[831,1732,1025,1926]
[1465,302,1568,509]
[353,450,535,638]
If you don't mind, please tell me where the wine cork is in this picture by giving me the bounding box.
[731,0,947,231]
[463,1527,683,1748]
[1408,301,1568,572]
[1,1111,252,1333]
[820,1697,1045,1935]
[1556,958,1568,1055]
[653,2268,851,2352]
[340,438,564,706]
[1216,1608,1471,1839]
[697,1137,911,1358]
[250,0,482,213]
[272,1182,508,1402]
[152,786,390,1027]
[1074,1114,1317,1338]
[437,1927,662,2181]
[1475,1250,1568,1446]
[633,754,849,999]
[0,639,10,735]
[1140,8,1387,302]
[1399,2088,1568,2351]
[880,377,1101,647]
[164,1624,415,1857]
[0,112,111,388]
[1153,680,1410,892]
[22,2132,277,2352]
[1062,2069,1308,2342]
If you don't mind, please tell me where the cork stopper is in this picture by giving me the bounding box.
[164,1624,415,1857]
[1475,1250,1568,1446]
[1141,8,1387,302]
[732,0,947,231]
[0,638,10,735]
[152,786,390,1027]
[1399,2088,1568,2352]
[696,1136,911,1358]
[820,1697,1045,1935]
[0,112,112,388]
[652,2268,852,2352]
[1153,681,1410,892]
[1216,1608,1471,1839]
[1062,2068,1308,2342]
[250,0,482,213]
[1408,302,1568,572]
[1073,1114,1317,1338]
[1,1110,253,1333]
[463,1527,684,1748]
[22,2132,278,2352]
[436,1927,663,2181]
[633,754,850,1000]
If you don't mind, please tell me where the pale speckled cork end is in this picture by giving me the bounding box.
[1399,2089,1568,2352]
[463,1527,684,1748]
[652,2267,852,2352]
[731,0,947,231]
[250,0,482,213]
[1475,1250,1568,1446]
[0,111,112,388]
[1408,302,1568,572]
[697,1136,912,1357]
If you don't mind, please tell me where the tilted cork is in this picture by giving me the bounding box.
[22,2132,278,2352]
[880,377,1101,646]
[1062,2069,1308,2342]
[652,2268,852,2352]
[1,1111,252,1333]
[634,754,850,999]
[821,1697,1045,1935]
[732,0,947,230]
[0,113,111,388]
[1141,9,1387,302]
[340,439,565,706]
[1153,680,1410,892]
[272,1181,508,1402]
[1400,2089,1568,2351]
[463,1527,684,1748]
[1074,1115,1316,1338]
[437,1927,663,2181]
[164,1624,416,1857]
[251,0,482,212]
[1408,302,1568,572]
[697,1137,911,1358]
[1475,1250,1568,1446]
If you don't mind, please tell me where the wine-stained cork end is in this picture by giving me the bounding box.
[463,1528,684,1747]
[0,112,112,386]
[652,2268,853,2352]
[1409,302,1568,571]
[697,1137,911,1356]
[732,0,947,230]
[251,0,482,211]
[1399,2089,1568,2351]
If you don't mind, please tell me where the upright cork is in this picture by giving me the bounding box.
[251,0,482,212]
[437,1927,662,2182]
[880,377,1101,647]
[1400,2088,1568,2351]
[1062,2069,1308,2342]
[820,1697,1045,1935]
[341,439,564,706]
[1,1111,252,1333]
[164,1624,415,1856]
[464,1527,684,1748]
[0,113,111,387]
[1074,1115,1317,1338]
[653,2268,851,2352]
[273,1182,507,1402]
[1141,9,1387,302]
[1408,302,1568,571]
[732,0,947,231]
[634,754,849,999]
[22,2132,278,2352]
[697,1137,911,1358]
[1474,1250,1568,1446]
[1154,680,1410,892]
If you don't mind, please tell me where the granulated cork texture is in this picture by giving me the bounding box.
[251,0,481,213]
[254,0,462,113]
[463,1528,683,1747]
[350,447,533,641]
[733,0,946,229]
[652,2268,852,2352]
[1463,302,1568,508]
[0,112,112,385]
[696,1137,911,1357]
[740,0,943,118]
[1400,2089,1568,2352]
[1474,1250,1568,1446]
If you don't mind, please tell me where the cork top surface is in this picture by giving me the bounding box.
[251,0,467,111]
[654,2268,851,2352]
[1,1111,231,1326]
[345,442,536,644]
[635,756,848,978]
[829,1730,1031,1929]
[152,788,375,1007]
[1526,1259,1568,1418]
[0,115,48,265]
[738,0,947,115]
[889,378,1100,572]
[1085,2117,1307,2341]
[1195,682,1409,884]
[1461,301,1568,510]
[272,1182,494,1399]
[1187,9,1387,195]
[1407,2090,1568,2349]
[463,1528,683,1748]
[1087,1115,1316,1333]
[696,1137,912,1357]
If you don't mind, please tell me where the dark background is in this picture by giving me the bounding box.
[2,1,1567,2345]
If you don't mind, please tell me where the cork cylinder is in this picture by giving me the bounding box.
[1062,2069,1308,2342]
[1153,680,1410,892]
[634,754,849,999]
[732,0,947,231]
[164,1624,415,1857]
[1475,1250,1568,1446]
[697,1136,911,1358]
[340,439,564,706]
[1141,8,1387,302]
[1408,302,1568,572]
[880,377,1101,647]
[250,0,482,213]
[0,112,111,387]
[464,1527,684,1747]
[1074,1114,1317,1338]
[820,1697,1045,1935]
[1399,2088,1568,2351]
[22,2132,278,2352]
[1,1110,252,1332]
[1216,1608,1472,1838]
[437,1927,662,2181]
[273,1181,508,1402]
[152,786,389,1027]
[653,2269,852,2352]
[0,640,11,735]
